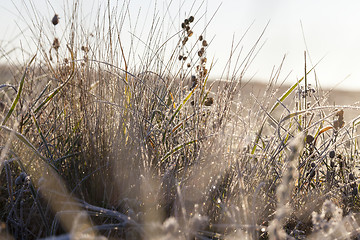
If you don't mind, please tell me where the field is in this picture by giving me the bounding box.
[2,1,360,240]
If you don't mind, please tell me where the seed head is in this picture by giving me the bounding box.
[52,38,60,51]
[329,150,335,159]
[52,14,59,25]
[306,135,314,144]
[81,46,89,53]
[189,16,194,23]
[182,37,189,45]
[204,97,214,106]
[190,75,197,90]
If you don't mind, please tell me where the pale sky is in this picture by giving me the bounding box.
[1,0,360,91]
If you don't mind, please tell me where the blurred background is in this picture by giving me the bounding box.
[1,0,360,91]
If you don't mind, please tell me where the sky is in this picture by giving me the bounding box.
[1,0,360,91]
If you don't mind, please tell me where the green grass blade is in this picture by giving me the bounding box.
[0,125,57,172]
[269,78,303,114]
[251,65,317,154]
[31,114,53,161]
[160,139,197,163]
[1,125,46,161]
[162,86,196,143]
[2,55,36,125]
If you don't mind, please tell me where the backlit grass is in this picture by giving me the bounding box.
[2,1,360,239]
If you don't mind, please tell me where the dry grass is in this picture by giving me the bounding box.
[2,1,360,240]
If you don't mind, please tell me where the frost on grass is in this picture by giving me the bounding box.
[268,133,304,240]
[310,200,360,239]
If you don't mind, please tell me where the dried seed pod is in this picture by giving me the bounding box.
[189,16,194,22]
[329,150,335,159]
[199,35,203,41]
[191,75,197,84]
[204,97,214,106]
[306,135,314,144]
[336,109,344,119]
[186,26,190,31]
[184,19,189,25]
[52,38,60,50]
[182,37,189,45]
[333,119,345,130]
[81,46,89,53]
[187,63,191,68]
[198,51,203,57]
[333,110,345,130]
[181,23,186,29]
[52,14,59,25]
[202,40,208,47]
[187,30,193,37]
[183,56,187,61]
[178,55,183,61]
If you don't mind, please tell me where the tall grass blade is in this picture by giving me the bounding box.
[162,86,197,143]
[34,46,75,114]
[160,139,197,163]
[2,55,36,125]
[0,125,57,172]
[31,113,53,161]
[251,65,317,154]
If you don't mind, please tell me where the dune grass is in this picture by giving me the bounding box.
[2,1,360,239]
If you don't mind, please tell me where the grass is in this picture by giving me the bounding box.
[2,1,360,239]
